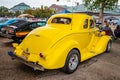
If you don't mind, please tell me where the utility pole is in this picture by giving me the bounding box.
[99,2,103,24]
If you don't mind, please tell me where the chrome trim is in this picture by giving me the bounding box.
[10,55,44,71]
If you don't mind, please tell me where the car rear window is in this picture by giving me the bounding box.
[51,17,71,24]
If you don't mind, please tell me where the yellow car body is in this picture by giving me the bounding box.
[9,13,111,74]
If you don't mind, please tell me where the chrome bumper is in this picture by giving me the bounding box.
[0,32,14,38]
[8,51,44,71]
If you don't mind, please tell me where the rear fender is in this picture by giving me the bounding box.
[44,40,81,69]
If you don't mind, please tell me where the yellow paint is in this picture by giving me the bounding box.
[14,13,111,69]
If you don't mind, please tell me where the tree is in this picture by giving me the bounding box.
[24,9,33,15]
[0,6,8,17]
[32,6,53,18]
[6,12,14,17]
[23,6,53,18]
[0,6,8,12]
[14,10,21,17]
[83,0,118,23]
[57,0,118,23]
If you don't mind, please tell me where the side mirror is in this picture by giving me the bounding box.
[12,43,18,48]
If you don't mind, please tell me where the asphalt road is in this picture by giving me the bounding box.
[0,37,120,80]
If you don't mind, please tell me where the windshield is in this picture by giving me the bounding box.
[51,17,71,24]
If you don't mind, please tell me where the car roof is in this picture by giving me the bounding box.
[51,13,90,18]
[10,20,28,26]
[47,13,91,24]
[10,20,46,28]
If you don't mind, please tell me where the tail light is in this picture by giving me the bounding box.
[16,32,29,37]
[39,53,45,59]
[39,53,44,58]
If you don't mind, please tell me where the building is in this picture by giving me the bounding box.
[9,2,31,13]
[65,4,120,15]
[49,4,70,14]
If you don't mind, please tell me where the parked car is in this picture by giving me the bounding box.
[0,18,8,23]
[8,13,112,74]
[0,20,46,42]
[0,18,26,30]
[114,25,120,38]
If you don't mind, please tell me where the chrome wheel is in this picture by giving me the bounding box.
[62,49,80,74]
[68,54,79,71]
[107,42,111,51]
[106,41,111,52]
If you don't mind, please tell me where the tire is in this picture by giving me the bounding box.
[62,49,80,74]
[105,41,111,52]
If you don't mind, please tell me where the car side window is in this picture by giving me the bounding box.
[90,20,94,28]
[37,22,46,26]
[83,19,88,29]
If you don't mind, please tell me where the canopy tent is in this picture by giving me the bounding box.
[18,14,34,18]
[105,16,119,20]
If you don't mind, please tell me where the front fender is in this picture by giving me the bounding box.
[43,40,80,69]
[94,36,111,53]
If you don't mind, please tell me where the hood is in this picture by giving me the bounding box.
[19,25,70,54]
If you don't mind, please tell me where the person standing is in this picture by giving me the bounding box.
[114,25,120,38]
[102,22,113,36]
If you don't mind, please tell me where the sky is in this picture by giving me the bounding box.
[0,0,82,8]
[0,0,120,9]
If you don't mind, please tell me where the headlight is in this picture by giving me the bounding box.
[1,27,7,32]
[7,28,14,34]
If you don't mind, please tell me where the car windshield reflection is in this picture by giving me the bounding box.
[51,17,71,24]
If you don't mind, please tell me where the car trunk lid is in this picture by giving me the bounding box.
[19,25,70,55]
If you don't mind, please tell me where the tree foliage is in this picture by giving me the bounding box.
[0,6,8,12]
[0,6,16,17]
[0,5,53,18]
[84,0,118,10]
[14,10,21,17]
[24,9,33,15]
[33,6,53,18]
[0,6,9,17]
[24,6,54,18]
[83,0,118,23]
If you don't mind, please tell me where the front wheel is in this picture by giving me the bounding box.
[62,49,80,74]
[105,41,112,52]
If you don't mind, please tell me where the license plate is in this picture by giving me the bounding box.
[22,52,29,59]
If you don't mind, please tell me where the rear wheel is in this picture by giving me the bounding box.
[62,49,80,74]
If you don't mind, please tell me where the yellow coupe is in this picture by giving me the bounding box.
[8,13,111,74]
